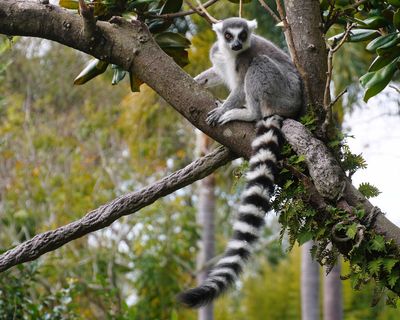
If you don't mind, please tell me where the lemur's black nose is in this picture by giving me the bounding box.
[232,42,242,51]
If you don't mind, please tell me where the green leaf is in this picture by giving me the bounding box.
[394,9,400,30]
[388,0,400,7]
[368,258,383,276]
[383,258,398,273]
[111,64,127,85]
[59,0,78,9]
[345,223,358,239]
[298,231,313,245]
[154,32,191,49]
[283,180,294,189]
[293,155,306,164]
[360,58,399,102]
[368,48,400,72]
[357,16,388,29]
[148,19,172,34]
[358,182,381,198]
[359,71,375,87]
[364,81,389,102]
[329,29,379,43]
[369,235,386,252]
[348,29,380,42]
[375,34,400,55]
[73,59,108,85]
[365,33,398,52]
[387,271,400,288]
[160,0,183,14]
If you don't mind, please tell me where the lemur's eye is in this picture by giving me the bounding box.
[224,32,233,41]
[239,30,247,41]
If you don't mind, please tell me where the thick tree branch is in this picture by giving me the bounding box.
[0,147,235,273]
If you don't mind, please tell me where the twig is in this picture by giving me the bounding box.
[330,88,347,108]
[194,0,219,24]
[239,0,243,18]
[184,0,213,25]
[0,146,235,273]
[323,23,354,132]
[322,88,347,138]
[146,0,220,20]
[257,0,280,24]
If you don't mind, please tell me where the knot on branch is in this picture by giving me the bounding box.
[362,206,381,228]
[332,220,365,249]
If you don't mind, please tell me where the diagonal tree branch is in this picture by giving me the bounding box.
[0,147,235,273]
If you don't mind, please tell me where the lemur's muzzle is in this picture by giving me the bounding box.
[231,41,242,51]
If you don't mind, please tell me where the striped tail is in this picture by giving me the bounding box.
[177,115,284,308]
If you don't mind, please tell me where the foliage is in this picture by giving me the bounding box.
[0,263,80,319]
[272,129,400,304]
[0,37,198,318]
[326,0,400,101]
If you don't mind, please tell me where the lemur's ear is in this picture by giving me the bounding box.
[212,21,223,33]
[247,19,258,31]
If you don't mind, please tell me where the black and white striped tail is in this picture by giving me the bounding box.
[177,115,284,308]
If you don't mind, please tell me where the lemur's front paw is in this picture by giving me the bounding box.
[206,108,224,126]
[217,110,237,125]
[206,101,224,126]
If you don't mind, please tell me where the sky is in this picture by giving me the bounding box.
[344,89,400,227]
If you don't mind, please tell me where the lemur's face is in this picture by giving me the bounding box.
[213,18,257,53]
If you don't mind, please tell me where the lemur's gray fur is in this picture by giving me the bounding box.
[178,17,304,308]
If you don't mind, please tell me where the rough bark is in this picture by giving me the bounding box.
[0,147,234,272]
[301,241,320,320]
[284,0,328,116]
[0,0,399,269]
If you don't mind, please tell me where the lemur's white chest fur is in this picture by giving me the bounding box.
[211,50,238,91]
[211,28,244,91]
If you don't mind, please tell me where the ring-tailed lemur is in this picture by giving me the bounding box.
[178,17,304,308]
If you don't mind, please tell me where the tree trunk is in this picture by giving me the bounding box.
[323,261,343,320]
[301,241,320,320]
[196,133,215,320]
